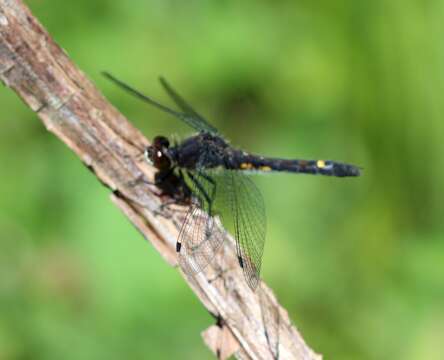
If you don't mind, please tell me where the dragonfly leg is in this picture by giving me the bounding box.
[187,171,216,216]
[152,199,187,217]
[154,167,176,184]
[126,174,154,188]
[199,172,217,204]
[175,171,217,254]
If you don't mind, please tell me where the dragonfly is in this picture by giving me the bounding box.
[103,72,360,290]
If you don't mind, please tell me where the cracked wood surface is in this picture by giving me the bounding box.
[0,1,322,359]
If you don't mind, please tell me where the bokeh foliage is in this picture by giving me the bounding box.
[0,1,443,359]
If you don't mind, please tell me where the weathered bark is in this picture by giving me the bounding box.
[0,1,321,359]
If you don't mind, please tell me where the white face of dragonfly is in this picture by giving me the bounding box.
[144,147,154,166]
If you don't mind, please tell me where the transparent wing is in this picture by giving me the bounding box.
[159,77,219,134]
[176,161,266,290]
[176,158,225,276]
[223,171,266,290]
[103,72,218,134]
[177,203,225,276]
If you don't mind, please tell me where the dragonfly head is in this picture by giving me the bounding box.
[144,136,172,170]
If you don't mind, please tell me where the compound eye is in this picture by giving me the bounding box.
[145,144,171,170]
[153,136,170,148]
[154,149,171,169]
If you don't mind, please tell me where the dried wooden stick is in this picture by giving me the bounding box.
[0,1,321,359]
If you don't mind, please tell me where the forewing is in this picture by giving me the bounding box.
[159,77,219,134]
[103,72,219,135]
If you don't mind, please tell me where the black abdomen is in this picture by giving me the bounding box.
[231,152,360,177]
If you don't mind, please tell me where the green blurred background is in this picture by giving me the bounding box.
[1,1,443,359]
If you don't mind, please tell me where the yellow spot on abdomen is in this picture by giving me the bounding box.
[316,160,326,168]
[240,163,254,170]
[259,166,271,171]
